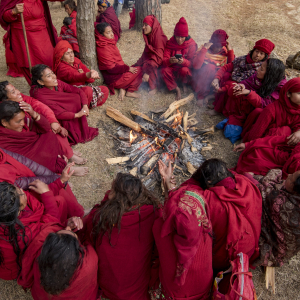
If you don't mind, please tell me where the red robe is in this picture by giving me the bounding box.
[161,36,197,90]
[192,46,234,100]
[129,8,135,29]
[133,15,167,90]
[96,6,121,42]
[95,30,143,94]
[153,185,213,299]
[0,115,67,173]
[0,0,60,84]
[30,80,98,146]
[18,224,100,300]
[79,193,159,300]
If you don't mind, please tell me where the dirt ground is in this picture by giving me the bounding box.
[1,0,300,299]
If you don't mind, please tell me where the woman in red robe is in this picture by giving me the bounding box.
[96,0,121,42]
[64,0,77,18]
[79,173,161,300]
[133,15,167,95]
[30,64,99,146]
[0,0,61,84]
[211,39,275,113]
[58,17,79,56]
[18,224,100,300]
[192,29,234,106]
[161,17,197,100]
[95,22,143,100]
[0,179,83,280]
[54,40,109,108]
[153,161,213,299]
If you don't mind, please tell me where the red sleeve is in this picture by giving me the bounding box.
[3,10,18,23]
[245,91,262,108]
[192,47,207,69]
[31,115,51,133]
[134,51,146,67]
[163,48,172,67]
[227,50,235,64]
[80,63,94,84]
[215,62,234,80]
[57,65,89,85]
[59,80,88,105]
[48,178,65,196]
[181,43,197,68]
[39,191,60,220]
[106,64,130,74]
[57,111,76,120]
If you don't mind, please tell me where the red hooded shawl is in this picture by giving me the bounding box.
[18,224,99,300]
[96,6,121,41]
[0,191,61,280]
[30,80,98,146]
[243,78,300,142]
[0,116,66,173]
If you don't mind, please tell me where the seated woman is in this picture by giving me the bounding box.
[161,17,197,100]
[133,15,167,95]
[192,29,234,106]
[0,180,83,280]
[30,64,99,146]
[0,101,88,176]
[158,158,262,273]
[218,58,286,143]
[54,40,109,108]
[153,160,213,299]
[96,0,121,42]
[95,22,143,100]
[64,0,77,18]
[211,38,275,113]
[18,224,99,300]
[79,173,161,300]
[0,80,87,166]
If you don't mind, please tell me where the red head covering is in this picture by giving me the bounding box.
[279,77,300,115]
[53,40,73,73]
[209,29,228,46]
[143,15,154,27]
[174,17,188,37]
[253,39,275,55]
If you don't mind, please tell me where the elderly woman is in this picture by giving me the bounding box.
[211,38,275,113]
[54,40,109,108]
[18,224,99,300]
[133,15,167,95]
[161,17,197,100]
[192,29,234,106]
[0,180,83,280]
[95,22,142,100]
[96,0,121,42]
[0,101,88,176]
[79,173,161,300]
[30,64,99,146]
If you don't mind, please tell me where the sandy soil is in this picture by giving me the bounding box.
[1,0,300,299]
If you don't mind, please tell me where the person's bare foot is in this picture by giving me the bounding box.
[182,84,188,95]
[149,88,157,95]
[207,109,219,116]
[196,99,207,107]
[126,91,141,99]
[118,88,126,101]
[72,150,82,157]
[70,154,88,165]
[70,166,89,176]
[175,86,181,100]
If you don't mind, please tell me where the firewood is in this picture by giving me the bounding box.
[160,93,194,119]
[265,267,275,294]
[131,110,156,124]
[129,167,138,176]
[106,106,141,132]
[191,146,197,152]
[106,157,130,164]
[201,145,213,152]
[183,111,188,131]
[186,162,197,174]
[165,113,181,123]
[187,118,198,127]
[188,113,196,119]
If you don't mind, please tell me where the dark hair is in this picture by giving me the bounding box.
[257,58,285,98]
[38,232,84,295]
[192,158,234,190]
[0,100,23,126]
[0,81,9,102]
[63,16,73,27]
[173,34,191,41]
[0,182,28,274]
[92,173,160,245]
[249,48,268,62]
[293,174,300,195]
[96,22,111,35]
[31,64,50,88]
[64,0,77,11]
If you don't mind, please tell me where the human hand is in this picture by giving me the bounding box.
[204,42,213,49]
[226,42,232,51]
[90,70,100,79]
[82,104,89,116]
[29,180,50,194]
[177,57,184,64]
[60,127,69,137]
[142,73,150,82]
[51,122,61,134]
[78,68,84,73]
[129,67,138,74]
[19,101,37,118]
[60,162,75,183]
[169,57,179,64]
[233,143,246,152]
[67,216,83,231]
[13,3,24,14]
[287,131,300,145]
[158,160,175,191]
[211,79,220,92]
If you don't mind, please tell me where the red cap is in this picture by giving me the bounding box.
[174,17,189,37]
[143,15,154,27]
[209,29,229,47]
[253,39,275,55]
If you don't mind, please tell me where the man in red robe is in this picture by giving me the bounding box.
[161,17,197,100]
[0,0,61,84]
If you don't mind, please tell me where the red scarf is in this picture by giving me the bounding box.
[53,40,73,73]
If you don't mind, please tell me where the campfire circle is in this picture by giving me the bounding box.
[105,94,215,190]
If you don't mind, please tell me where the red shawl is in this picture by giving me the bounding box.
[30,80,98,146]
[165,36,197,51]
[0,117,66,173]
[0,193,60,280]
[96,6,121,40]
[18,224,99,300]
[129,8,135,29]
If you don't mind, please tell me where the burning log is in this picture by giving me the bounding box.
[140,153,161,175]
[160,93,194,119]
[130,110,157,124]
[129,167,138,176]
[106,157,130,164]
[165,113,181,123]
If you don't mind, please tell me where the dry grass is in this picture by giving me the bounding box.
[1,0,300,299]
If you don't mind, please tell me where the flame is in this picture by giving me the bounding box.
[129,130,137,143]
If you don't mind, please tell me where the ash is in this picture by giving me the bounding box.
[182,137,206,168]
